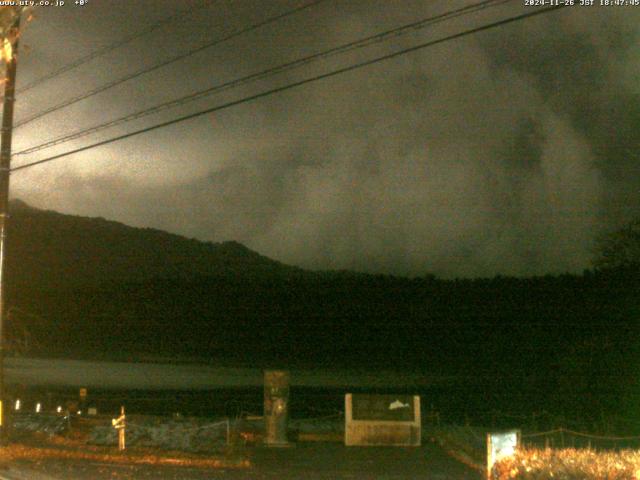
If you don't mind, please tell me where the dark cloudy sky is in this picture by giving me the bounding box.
[8,0,640,278]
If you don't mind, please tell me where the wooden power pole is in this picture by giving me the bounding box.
[0,10,21,442]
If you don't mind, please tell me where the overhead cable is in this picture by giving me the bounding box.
[15,0,509,156]
[14,0,327,128]
[11,5,566,173]
[18,0,216,94]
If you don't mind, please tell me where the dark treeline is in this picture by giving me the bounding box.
[7,266,640,427]
[4,200,640,426]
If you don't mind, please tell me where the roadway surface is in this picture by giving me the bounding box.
[0,443,481,479]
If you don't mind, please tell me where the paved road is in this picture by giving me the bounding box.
[0,443,481,479]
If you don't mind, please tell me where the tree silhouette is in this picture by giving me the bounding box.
[593,219,640,270]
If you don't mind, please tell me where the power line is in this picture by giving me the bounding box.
[17,0,216,94]
[14,0,509,157]
[11,5,566,173]
[14,0,327,128]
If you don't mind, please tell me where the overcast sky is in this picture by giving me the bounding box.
[6,0,640,278]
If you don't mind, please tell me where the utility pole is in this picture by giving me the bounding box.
[0,10,21,443]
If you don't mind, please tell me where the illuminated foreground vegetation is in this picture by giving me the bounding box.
[494,448,640,479]
[0,443,250,469]
[0,431,249,471]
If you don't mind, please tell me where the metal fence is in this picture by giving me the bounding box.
[521,427,640,451]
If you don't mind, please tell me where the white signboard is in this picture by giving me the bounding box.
[487,430,520,478]
[345,394,421,446]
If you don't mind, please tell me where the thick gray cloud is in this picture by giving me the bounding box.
[8,1,640,277]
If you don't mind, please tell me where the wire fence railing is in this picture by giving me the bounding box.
[521,427,640,451]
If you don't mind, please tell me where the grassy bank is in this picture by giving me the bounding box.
[494,448,640,479]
